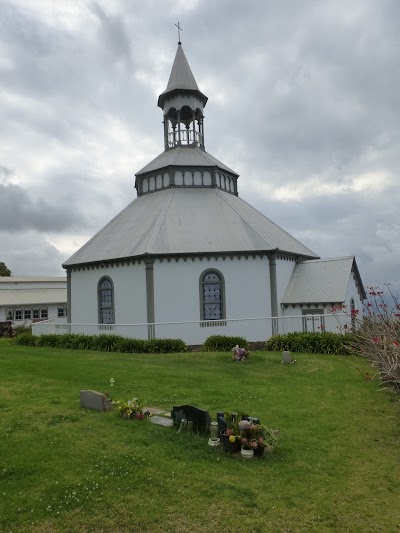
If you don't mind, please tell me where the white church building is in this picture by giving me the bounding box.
[43,42,365,344]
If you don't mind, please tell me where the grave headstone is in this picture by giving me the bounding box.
[282,351,295,364]
[171,405,211,434]
[217,412,260,431]
[80,390,112,411]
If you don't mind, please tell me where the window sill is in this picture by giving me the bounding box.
[200,320,226,327]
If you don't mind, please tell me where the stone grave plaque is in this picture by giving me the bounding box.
[80,390,112,411]
[149,416,174,427]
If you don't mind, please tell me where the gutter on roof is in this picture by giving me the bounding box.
[63,249,317,270]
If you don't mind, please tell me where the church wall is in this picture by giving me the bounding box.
[70,264,147,324]
[275,257,297,316]
[153,256,271,323]
[344,271,364,310]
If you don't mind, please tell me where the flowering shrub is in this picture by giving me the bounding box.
[232,345,249,361]
[0,321,13,338]
[333,286,400,392]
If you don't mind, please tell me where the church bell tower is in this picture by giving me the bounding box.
[157,43,208,151]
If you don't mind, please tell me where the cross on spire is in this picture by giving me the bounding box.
[175,22,182,44]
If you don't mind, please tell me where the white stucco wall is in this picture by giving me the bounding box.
[70,263,147,324]
[153,256,271,322]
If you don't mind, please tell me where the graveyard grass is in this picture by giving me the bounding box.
[1,340,399,532]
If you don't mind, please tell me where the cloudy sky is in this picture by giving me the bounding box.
[1,0,399,289]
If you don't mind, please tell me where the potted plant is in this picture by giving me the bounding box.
[238,420,278,458]
[219,412,241,453]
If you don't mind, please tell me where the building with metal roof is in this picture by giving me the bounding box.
[0,277,67,326]
[62,42,365,343]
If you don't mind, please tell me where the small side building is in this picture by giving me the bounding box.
[0,277,67,327]
[281,257,366,332]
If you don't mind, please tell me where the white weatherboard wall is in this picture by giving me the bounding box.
[276,257,297,316]
[153,256,271,322]
[0,304,64,325]
[70,264,147,324]
[344,272,364,310]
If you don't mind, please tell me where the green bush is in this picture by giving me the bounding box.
[14,332,35,346]
[35,334,61,347]
[146,338,187,354]
[115,338,147,353]
[13,324,32,337]
[91,334,122,352]
[265,332,354,355]
[203,335,249,352]
[14,333,187,354]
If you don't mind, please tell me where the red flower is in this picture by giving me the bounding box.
[371,337,381,343]
[366,303,372,307]
[350,309,359,316]
[393,341,399,347]
[394,314,400,317]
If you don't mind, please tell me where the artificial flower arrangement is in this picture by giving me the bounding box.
[232,345,250,362]
[222,412,278,454]
[104,377,115,402]
[116,397,149,419]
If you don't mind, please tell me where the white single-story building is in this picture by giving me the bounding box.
[0,277,67,327]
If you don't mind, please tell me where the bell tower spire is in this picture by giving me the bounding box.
[158,43,208,151]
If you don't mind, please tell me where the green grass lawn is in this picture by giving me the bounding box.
[0,339,399,532]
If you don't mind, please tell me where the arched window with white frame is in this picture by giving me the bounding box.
[98,277,115,324]
[200,269,225,321]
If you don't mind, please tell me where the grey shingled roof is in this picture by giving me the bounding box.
[282,257,365,304]
[0,288,67,306]
[136,146,238,176]
[64,188,318,267]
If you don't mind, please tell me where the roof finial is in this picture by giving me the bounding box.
[175,22,182,45]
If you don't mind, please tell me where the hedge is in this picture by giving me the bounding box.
[14,333,187,354]
[265,331,355,355]
[203,335,249,352]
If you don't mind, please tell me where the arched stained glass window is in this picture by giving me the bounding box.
[98,277,114,324]
[200,270,225,320]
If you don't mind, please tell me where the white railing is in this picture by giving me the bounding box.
[168,129,202,147]
[32,313,349,344]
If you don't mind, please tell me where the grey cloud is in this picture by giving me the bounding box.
[91,3,133,67]
[0,182,86,232]
[0,231,66,276]
[0,0,399,290]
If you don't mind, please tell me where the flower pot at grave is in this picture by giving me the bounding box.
[241,447,254,459]
[219,430,241,454]
[253,445,265,457]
